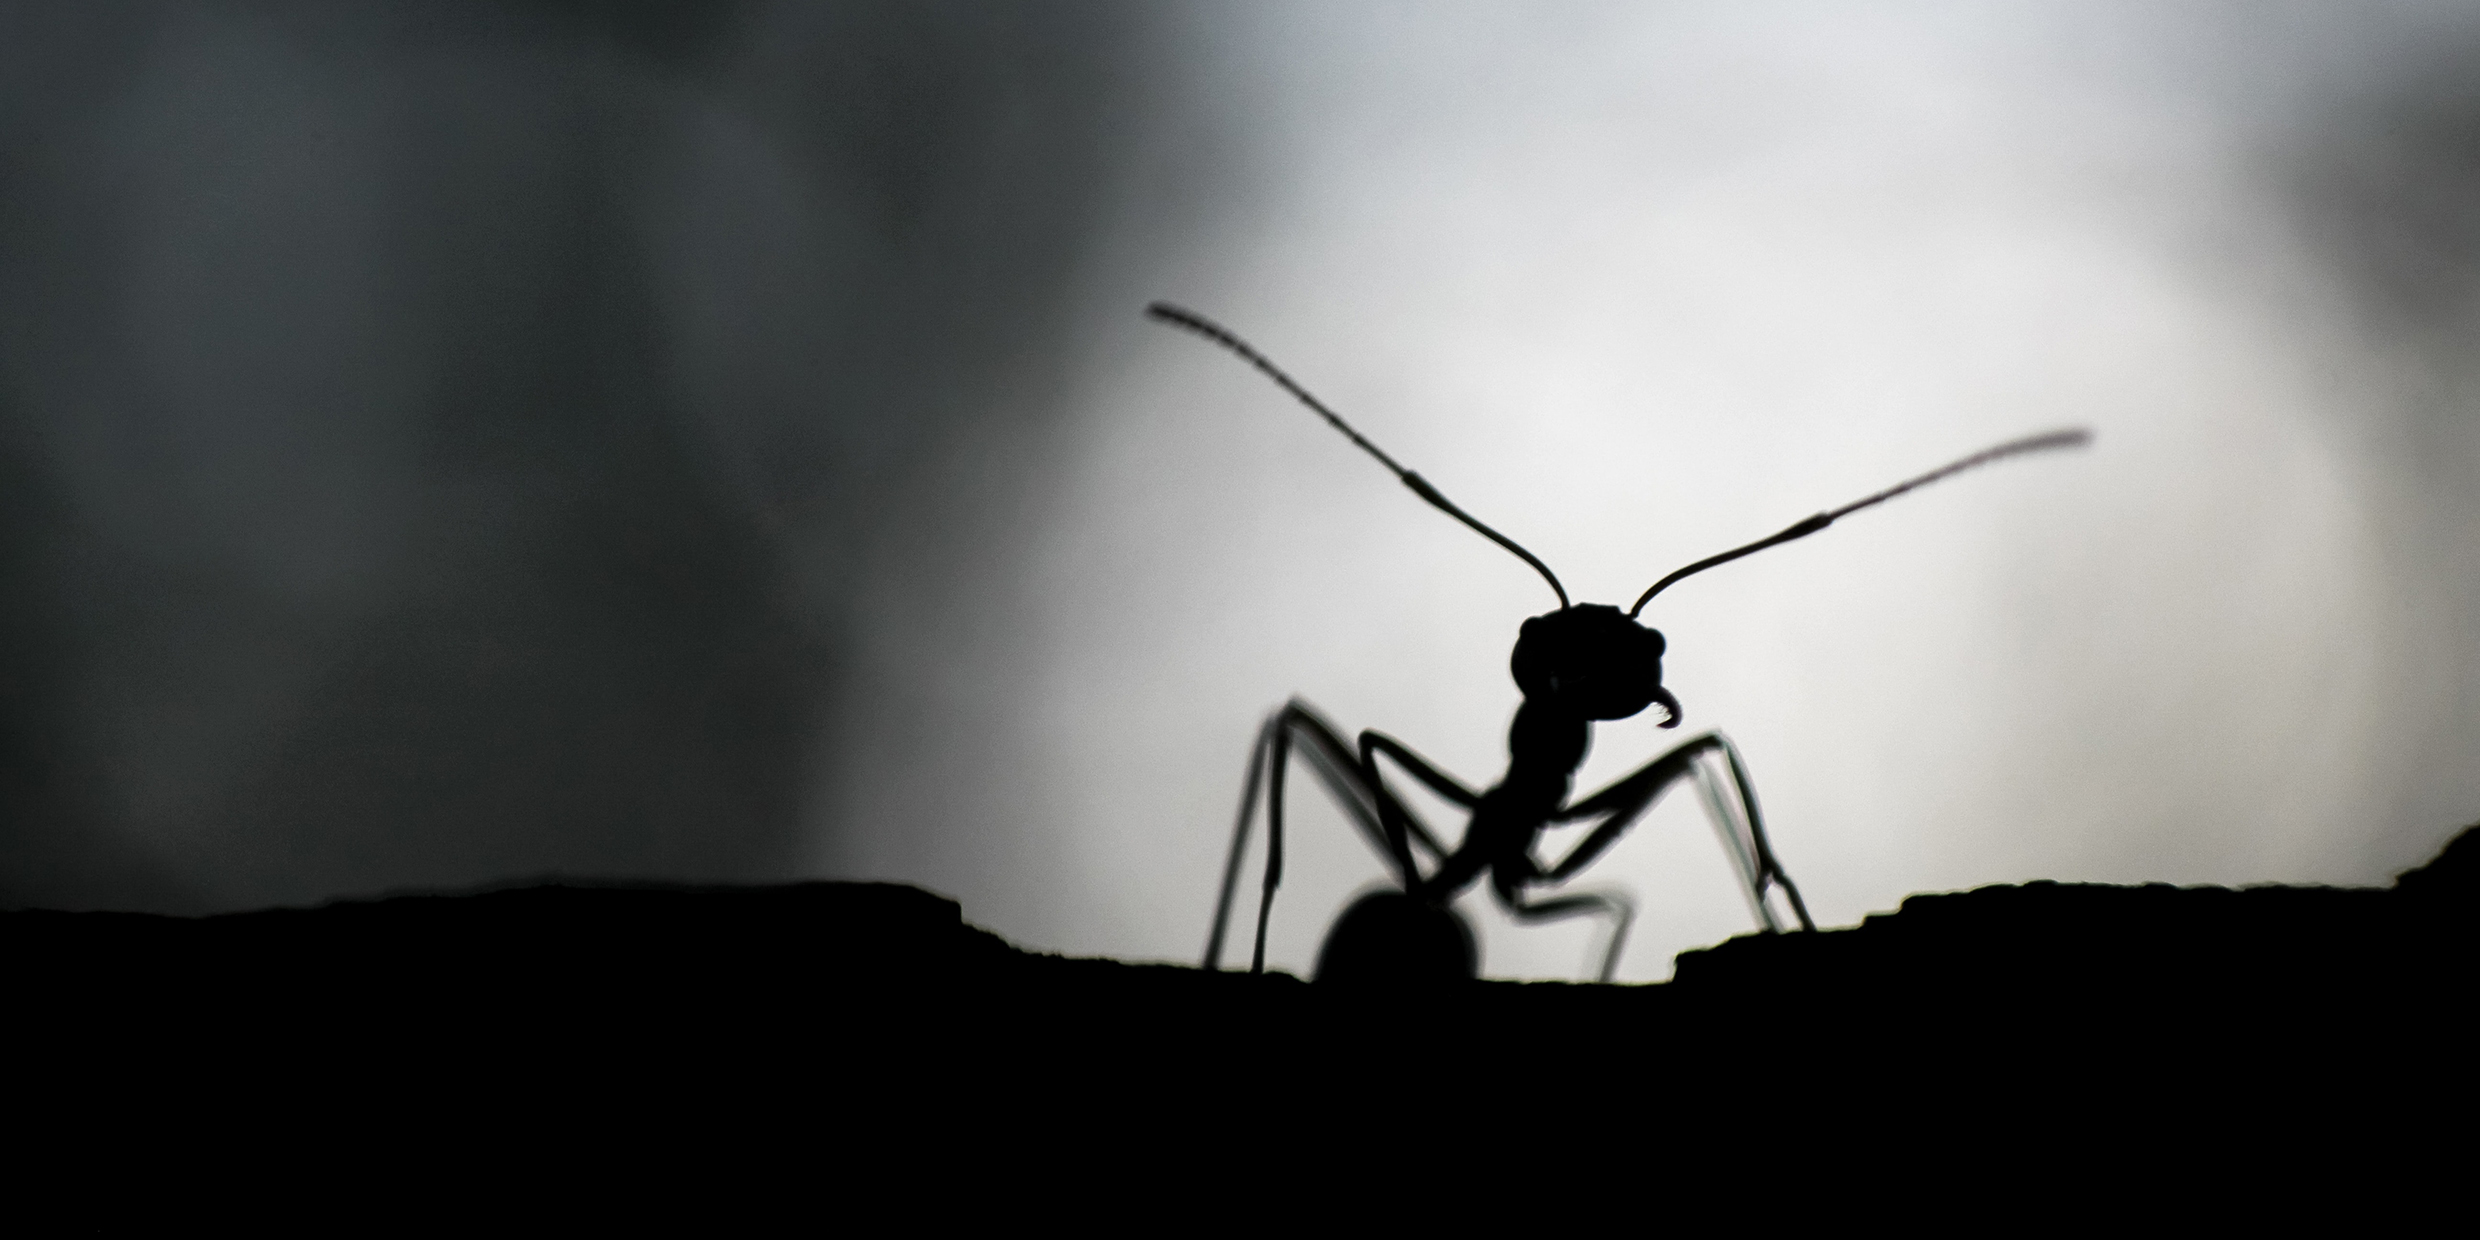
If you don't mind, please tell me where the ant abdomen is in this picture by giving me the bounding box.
[1313,890,1479,984]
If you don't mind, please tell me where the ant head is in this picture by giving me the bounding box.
[1510,604,1681,727]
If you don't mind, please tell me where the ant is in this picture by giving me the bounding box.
[1148,303,2090,983]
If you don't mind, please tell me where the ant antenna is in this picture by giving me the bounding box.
[1628,428,2092,618]
[1148,302,1571,610]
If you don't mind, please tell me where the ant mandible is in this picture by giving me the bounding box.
[1148,303,2089,983]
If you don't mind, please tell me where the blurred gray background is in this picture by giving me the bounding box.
[7,1,2480,980]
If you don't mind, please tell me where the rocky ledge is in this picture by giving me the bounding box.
[12,827,2471,1138]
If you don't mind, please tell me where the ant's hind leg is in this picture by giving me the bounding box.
[1203,715,1278,971]
[1498,886,1638,984]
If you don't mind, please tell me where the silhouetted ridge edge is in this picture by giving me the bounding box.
[8,827,2474,995]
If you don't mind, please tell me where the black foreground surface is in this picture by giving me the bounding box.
[12,827,2476,1171]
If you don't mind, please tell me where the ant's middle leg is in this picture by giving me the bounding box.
[1357,730,1479,872]
[1205,700,1452,972]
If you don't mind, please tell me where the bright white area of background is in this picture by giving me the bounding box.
[819,3,2469,980]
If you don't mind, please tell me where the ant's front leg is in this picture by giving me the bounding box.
[1549,732,1815,935]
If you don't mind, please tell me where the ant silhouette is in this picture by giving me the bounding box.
[1148,303,2090,983]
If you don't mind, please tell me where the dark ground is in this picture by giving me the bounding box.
[12,827,2474,1206]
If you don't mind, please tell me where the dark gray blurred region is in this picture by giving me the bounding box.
[2279,21,2480,871]
[0,2,1160,911]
